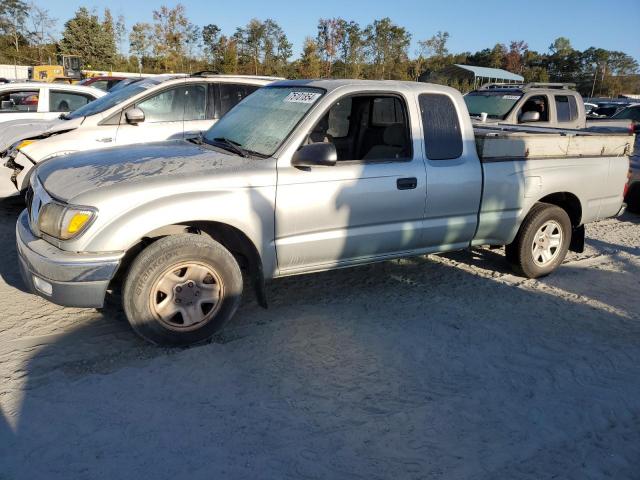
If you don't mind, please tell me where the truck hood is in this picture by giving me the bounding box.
[0,117,82,153]
[36,140,259,203]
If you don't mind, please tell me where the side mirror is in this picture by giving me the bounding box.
[291,142,337,167]
[125,107,145,125]
[1,100,14,109]
[520,111,540,123]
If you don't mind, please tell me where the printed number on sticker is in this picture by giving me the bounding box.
[284,92,321,104]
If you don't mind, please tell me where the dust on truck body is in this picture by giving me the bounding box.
[16,79,632,346]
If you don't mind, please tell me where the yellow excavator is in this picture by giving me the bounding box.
[31,55,83,83]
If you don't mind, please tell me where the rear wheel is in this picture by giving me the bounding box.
[505,203,572,278]
[123,234,242,346]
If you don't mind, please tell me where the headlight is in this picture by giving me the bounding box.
[38,201,96,240]
[16,139,36,151]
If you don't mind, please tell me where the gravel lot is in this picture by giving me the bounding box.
[0,196,638,480]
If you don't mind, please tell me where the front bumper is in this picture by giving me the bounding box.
[16,209,124,308]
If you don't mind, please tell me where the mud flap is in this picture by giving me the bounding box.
[569,225,585,253]
[252,263,268,309]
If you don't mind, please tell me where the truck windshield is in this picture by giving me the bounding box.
[464,91,522,119]
[203,86,324,157]
[64,77,170,120]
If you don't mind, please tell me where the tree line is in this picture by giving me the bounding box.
[0,1,638,96]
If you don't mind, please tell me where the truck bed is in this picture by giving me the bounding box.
[474,124,634,160]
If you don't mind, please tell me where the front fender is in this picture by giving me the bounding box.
[78,187,277,276]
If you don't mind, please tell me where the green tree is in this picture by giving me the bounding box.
[150,4,192,71]
[416,31,451,76]
[0,0,29,56]
[27,2,56,64]
[202,23,222,70]
[504,40,527,73]
[297,36,322,78]
[220,37,238,74]
[364,17,411,79]
[316,18,344,77]
[59,7,116,69]
[129,22,151,60]
[337,20,364,78]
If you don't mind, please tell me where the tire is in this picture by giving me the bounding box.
[122,234,243,346]
[626,183,640,214]
[505,202,572,279]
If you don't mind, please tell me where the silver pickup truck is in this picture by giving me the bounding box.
[16,80,632,346]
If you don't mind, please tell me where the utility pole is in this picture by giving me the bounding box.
[590,63,598,100]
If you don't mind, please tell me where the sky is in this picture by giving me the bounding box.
[41,0,640,62]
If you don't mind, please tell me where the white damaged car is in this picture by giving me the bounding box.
[0,74,278,198]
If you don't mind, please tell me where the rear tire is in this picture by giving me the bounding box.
[505,202,572,279]
[123,234,242,346]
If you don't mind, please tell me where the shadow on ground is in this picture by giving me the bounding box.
[1,247,639,479]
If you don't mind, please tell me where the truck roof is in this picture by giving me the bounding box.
[269,78,460,95]
[479,82,576,91]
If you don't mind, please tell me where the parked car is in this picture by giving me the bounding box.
[584,102,598,114]
[588,103,626,118]
[15,79,631,346]
[465,83,634,133]
[106,77,143,92]
[0,74,279,197]
[78,76,127,92]
[0,82,104,122]
[465,82,587,129]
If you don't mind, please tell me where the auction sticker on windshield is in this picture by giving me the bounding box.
[284,91,322,103]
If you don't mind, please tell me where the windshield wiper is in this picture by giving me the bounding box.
[187,134,203,145]
[212,137,249,158]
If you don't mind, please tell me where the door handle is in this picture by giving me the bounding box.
[397,177,417,190]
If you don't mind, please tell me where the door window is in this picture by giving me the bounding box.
[183,85,207,121]
[306,94,412,162]
[218,83,259,117]
[0,90,39,112]
[519,95,549,122]
[49,91,94,112]
[555,95,578,122]
[418,93,463,160]
[137,87,186,123]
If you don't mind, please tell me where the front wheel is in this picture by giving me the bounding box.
[123,234,243,346]
[505,203,572,279]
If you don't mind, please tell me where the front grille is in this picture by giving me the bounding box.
[26,176,50,237]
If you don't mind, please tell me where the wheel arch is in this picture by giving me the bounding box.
[537,191,582,227]
[111,220,268,308]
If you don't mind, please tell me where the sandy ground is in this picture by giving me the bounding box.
[0,196,638,480]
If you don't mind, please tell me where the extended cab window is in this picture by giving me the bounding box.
[219,83,259,116]
[0,90,39,112]
[306,94,412,162]
[49,91,93,112]
[555,95,578,122]
[418,93,462,160]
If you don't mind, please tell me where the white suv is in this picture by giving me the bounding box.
[0,82,104,122]
[1,74,278,197]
